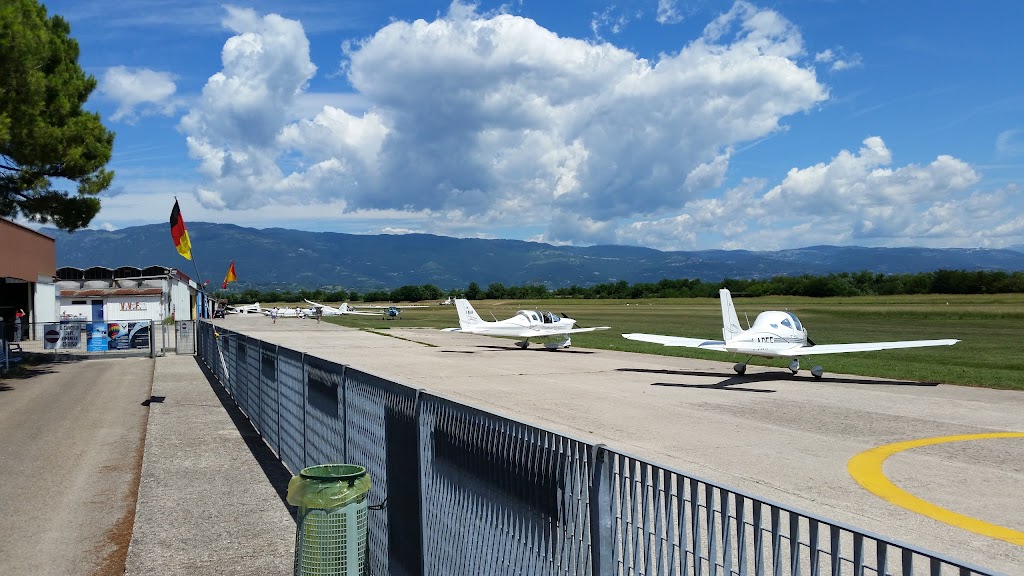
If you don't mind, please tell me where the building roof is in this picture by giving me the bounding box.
[56,265,193,282]
[1,218,56,281]
[60,288,164,298]
[0,217,56,243]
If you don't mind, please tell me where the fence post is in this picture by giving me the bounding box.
[414,389,427,576]
[589,443,612,576]
[149,320,156,358]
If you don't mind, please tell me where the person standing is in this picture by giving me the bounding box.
[14,309,25,343]
[271,307,279,324]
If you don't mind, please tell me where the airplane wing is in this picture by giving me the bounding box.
[304,299,378,316]
[779,339,959,356]
[622,333,729,352]
[444,326,611,336]
[562,326,611,334]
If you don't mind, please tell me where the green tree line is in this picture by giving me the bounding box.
[214,269,1024,304]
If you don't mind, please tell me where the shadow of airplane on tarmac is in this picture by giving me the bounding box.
[617,367,940,394]
[440,345,595,354]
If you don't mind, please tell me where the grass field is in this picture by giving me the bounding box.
[283,294,1024,391]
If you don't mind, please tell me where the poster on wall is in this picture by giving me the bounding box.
[106,322,151,350]
[86,322,108,351]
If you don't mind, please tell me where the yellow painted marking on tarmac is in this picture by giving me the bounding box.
[848,432,1024,546]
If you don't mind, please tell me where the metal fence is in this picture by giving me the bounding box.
[3,320,157,358]
[196,321,1000,576]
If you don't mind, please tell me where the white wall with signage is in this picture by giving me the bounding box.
[104,296,162,322]
[59,295,163,323]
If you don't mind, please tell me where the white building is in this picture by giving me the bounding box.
[56,266,211,324]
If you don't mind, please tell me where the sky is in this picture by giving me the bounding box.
[37,0,1024,251]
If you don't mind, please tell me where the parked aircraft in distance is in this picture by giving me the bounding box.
[226,302,263,314]
[261,306,310,319]
[303,299,379,316]
[623,289,959,378]
[443,299,610,350]
[382,306,401,320]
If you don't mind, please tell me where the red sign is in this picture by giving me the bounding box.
[45,329,60,344]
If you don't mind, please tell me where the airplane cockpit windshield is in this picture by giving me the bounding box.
[786,312,802,331]
[518,310,561,324]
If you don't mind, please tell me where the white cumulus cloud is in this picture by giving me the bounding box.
[614,137,1024,250]
[180,1,829,242]
[99,66,181,122]
[814,47,863,72]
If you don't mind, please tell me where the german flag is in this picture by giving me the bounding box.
[222,261,237,289]
[169,200,192,260]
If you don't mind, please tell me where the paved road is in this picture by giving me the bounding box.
[217,314,1024,574]
[0,356,152,576]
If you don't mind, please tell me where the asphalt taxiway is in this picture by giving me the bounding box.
[216,314,1024,573]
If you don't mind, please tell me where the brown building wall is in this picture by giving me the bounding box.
[0,218,57,282]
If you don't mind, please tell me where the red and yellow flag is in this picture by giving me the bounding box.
[169,200,192,260]
[222,261,237,289]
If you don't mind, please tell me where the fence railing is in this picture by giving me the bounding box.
[2,320,158,358]
[196,321,1001,576]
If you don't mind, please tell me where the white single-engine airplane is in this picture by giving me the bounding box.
[623,289,959,378]
[303,299,379,316]
[443,299,610,350]
[226,302,264,314]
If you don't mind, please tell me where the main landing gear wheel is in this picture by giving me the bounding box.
[516,340,530,349]
[811,366,824,379]
[733,363,747,375]
[789,359,800,375]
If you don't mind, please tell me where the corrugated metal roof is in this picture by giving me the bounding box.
[60,288,163,297]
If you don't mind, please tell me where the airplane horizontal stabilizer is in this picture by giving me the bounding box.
[780,339,960,356]
[622,333,729,351]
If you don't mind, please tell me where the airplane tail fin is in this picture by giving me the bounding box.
[719,289,742,341]
[454,299,487,329]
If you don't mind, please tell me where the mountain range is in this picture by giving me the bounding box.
[44,223,1024,291]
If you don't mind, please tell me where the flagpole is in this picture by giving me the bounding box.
[174,196,210,319]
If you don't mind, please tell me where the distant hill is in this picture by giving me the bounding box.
[43,223,1024,291]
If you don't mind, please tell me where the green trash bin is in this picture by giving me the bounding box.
[287,464,372,576]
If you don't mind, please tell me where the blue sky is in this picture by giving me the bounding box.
[40,0,1024,250]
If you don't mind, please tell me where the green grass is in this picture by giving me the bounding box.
[288,294,1024,391]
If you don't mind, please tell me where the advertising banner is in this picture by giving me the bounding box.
[106,322,151,350]
[87,322,109,351]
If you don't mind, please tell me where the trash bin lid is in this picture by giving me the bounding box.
[299,463,367,482]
